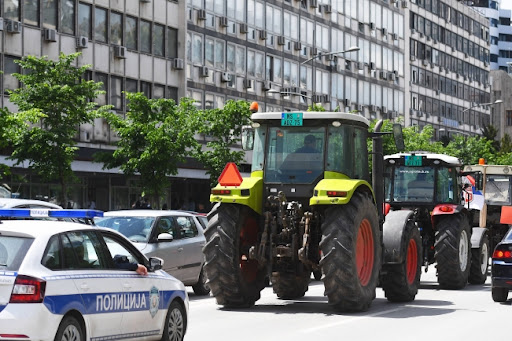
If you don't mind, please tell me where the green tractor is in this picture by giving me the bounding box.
[203,110,419,312]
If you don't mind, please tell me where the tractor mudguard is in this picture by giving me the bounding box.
[470,227,488,250]
[383,210,415,264]
[210,175,263,214]
[310,179,374,206]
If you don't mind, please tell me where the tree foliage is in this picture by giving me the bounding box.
[192,100,252,186]
[7,53,108,206]
[97,93,199,207]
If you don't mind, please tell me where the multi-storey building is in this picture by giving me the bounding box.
[0,0,492,209]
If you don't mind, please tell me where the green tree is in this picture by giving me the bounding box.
[98,93,199,208]
[7,53,108,206]
[192,100,252,186]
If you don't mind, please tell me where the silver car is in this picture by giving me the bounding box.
[95,210,210,295]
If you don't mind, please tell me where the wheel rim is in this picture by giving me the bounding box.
[355,218,374,286]
[459,230,469,272]
[240,215,259,283]
[167,307,184,341]
[406,238,418,285]
[480,242,489,275]
[60,324,80,341]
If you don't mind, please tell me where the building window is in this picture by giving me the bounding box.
[140,20,152,54]
[95,73,107,106]
[141,81,152,98]
[153,24,165,57]
[111,12,123,46]
[43,0,57,29]
[61,0,74,34]
[125,16,138,50]
[94,7,107,43]
[110,76,123,110]
[5,0,20,21]
[507,111,512,126]
[167,87,178,102]
[154,84,165,99]
[78,2,91,39]
[23,0,39,26]
[4,56,20,94]
[167,27,178,59]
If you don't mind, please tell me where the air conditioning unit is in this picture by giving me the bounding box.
[433,39,437,44]
[259,30,267,40]
[422,59,428,66]
[379,71,387,80]
[219,16,229,27]
[294,41,302,51]
[411,29,416,35]
[369,62,376,70]
[221,72,232,82]
[243,78,253,89]
[277,36,286,45]
[199,66,209,77]
[240,23,248,33]
[323,94,330,103]
[388,72,396,81]
[342,99,351,107]
[381,106,388,113]
[417,111,423,117]
[6,20,22,34]
[435,89,440,95]
[44,28,57,42]
[262,80,272,91]
[426,36,431,41]
[392,33,398,40]
[401,1,408,7]
[356,104,364,112]
[381,28,387,36]
[172,58,184,70]
[369,105,376,112]
[323,5,332,13]
[76,36,88,48]
[114,45,127,59]
[369,22,376,30]
[197,9,206,20]
[464,53,468,58]
[310,47,318,56]
[357,62,365,70]
[410,55,416,61]
[419,32,424,38]
[312,94,323,103]
[310,0,318,8]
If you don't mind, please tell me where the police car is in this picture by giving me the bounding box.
[0,209,189,341]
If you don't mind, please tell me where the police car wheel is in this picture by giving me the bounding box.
[162,301,187,341]
[55,316,83,341]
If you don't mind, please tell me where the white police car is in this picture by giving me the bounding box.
[0,209,189,341]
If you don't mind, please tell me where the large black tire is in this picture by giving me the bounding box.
[202,203,266,307]
[272,272,310,299]
[492,287,509,302]
[319,192,381,312]
[469,234,489,285]
[435,214,471,289]
[381,224,422,302]
[162,300,187,341]
[54,316,84,341]
[192,265,210,296]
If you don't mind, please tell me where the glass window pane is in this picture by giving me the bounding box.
[215,40,225,69]
[95,73,107,106]
[227,44,235,72]
[125,16,137,50]
[154,84,165,99]
[61,0,74,34]
[153,24,164,56]
[4,57,20,94]
[205,38,214,68]
[236,46,245,74]
[167,27,178,59]
[78,3,92,39]
[94,7,107,43]
[140,20,152,53]
[111,12,123,46]
[5,0,20,21]
[23,0,39,26]
[110,77,123,109]
[43,0,57,29]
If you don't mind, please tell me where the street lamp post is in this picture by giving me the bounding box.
[301,46,360,65]
[266,89,313,104]
[462,99,502,113]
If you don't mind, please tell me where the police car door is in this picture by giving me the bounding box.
[100,231,165,337]
[60,231,124,338]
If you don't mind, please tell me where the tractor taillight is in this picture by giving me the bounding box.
[9,275,46,303]
[438,205,454,213]
[327,191,347,197]
[211,189,231,195]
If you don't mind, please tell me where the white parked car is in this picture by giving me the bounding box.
[0,198,62,209]
[95,210,210,295]
[0,208,189,341]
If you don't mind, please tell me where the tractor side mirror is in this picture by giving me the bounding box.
[392,124,405,152]
[241,126,254,150]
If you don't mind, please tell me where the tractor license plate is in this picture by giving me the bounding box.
[281,112,303,126]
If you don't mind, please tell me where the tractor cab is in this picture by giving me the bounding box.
[384,152,462,208]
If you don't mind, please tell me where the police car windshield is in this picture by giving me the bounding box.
[0,236,34,271]
[95,217,155,243]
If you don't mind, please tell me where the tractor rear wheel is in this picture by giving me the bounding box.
[203,203,266,307]
[469,234,489,285]
[435,214,471,289]
[319,192,381,312]
[381,223,422,302]
[272,272,310,299]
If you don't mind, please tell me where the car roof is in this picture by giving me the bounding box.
[102,210,196,218]
[0,198,62,209]
[0,219,96,238]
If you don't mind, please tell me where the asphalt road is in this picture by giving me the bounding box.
[185,267,508,341]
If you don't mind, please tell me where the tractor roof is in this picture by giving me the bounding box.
[251,112,369,127]
[385,152,461,166]
[463,164,512,175]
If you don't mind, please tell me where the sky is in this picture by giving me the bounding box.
[502,0,512,10]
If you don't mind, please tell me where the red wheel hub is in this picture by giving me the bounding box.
[355,219,374,286]
[406,238,418,284]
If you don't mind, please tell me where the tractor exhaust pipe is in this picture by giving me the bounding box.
[372,120,384,226]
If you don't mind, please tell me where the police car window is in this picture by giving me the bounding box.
[0,236,33,271]
[61,231,107,270]
[176,216,198,239]
[42,235,62,270]
[102,234,141,270]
